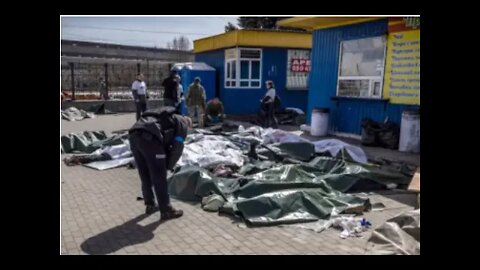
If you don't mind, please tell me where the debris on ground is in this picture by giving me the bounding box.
[281,214,371,236]
[63,121,417,236]
[277,107,306,125]
[371,202,386,211]
[334,216,371,239]
[365,209,420,255]
[166,124,412,229]
[61,107,95,121]
[201,193,226,212]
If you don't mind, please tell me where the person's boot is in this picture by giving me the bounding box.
[161,206,183,220]
[145,205,159,215]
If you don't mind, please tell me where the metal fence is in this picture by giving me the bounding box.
[61,58,171,100]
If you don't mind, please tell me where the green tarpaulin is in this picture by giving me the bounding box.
[167,153,411,226]
[61,131,128,154]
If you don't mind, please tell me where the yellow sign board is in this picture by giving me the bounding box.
[383,30,420,104]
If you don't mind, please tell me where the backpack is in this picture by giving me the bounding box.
[130,106,177,144]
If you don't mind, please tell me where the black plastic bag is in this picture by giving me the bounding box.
[378,122,400,149]
[361,118,381,146]
[361,118,400,149]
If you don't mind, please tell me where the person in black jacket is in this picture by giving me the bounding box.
[129,106,192,220]
[162,71,179,107]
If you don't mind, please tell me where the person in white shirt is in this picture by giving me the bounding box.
[131,73,148,120]
[261,80,278,128]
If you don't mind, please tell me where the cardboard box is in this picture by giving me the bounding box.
[408,167,420,209]
[408,167,420,193]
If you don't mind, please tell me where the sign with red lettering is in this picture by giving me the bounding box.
[291,58,310,72]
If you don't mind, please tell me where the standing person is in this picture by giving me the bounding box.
[186,77,206,127]
[175,75,184,115]
[131,73,147,120]
[99,77,108,100]
[129,106,192,219]
[162,70,179,107]
[261,80,278,128]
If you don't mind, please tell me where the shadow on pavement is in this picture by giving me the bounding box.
[80,213,163,255]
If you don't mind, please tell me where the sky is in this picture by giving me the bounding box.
[61,16,239,49]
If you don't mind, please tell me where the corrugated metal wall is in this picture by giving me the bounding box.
[307,19,420,134]
[196,48,309,115]
[264,48,309,113]
[330,99,419,134]
[195,50,225,102]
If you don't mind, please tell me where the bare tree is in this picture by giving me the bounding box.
[167,36,191,51]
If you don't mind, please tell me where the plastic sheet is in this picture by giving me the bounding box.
[61,131,128,154]
[366,209,420,255]
[61,131,108,153]
[84,157,134,171]
[256,128,368,164]
[61,107,95,121]
[312,139,368,164]
[285,215,371,237]
[167,166,232,201]
[177,134,247,169]
[167,161,373,226]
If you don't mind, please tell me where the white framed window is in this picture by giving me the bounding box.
[337,36,387,98]
[286,49,310,90]
[225,48,262,88]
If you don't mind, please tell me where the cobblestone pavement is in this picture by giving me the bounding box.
[61,113,416,255]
